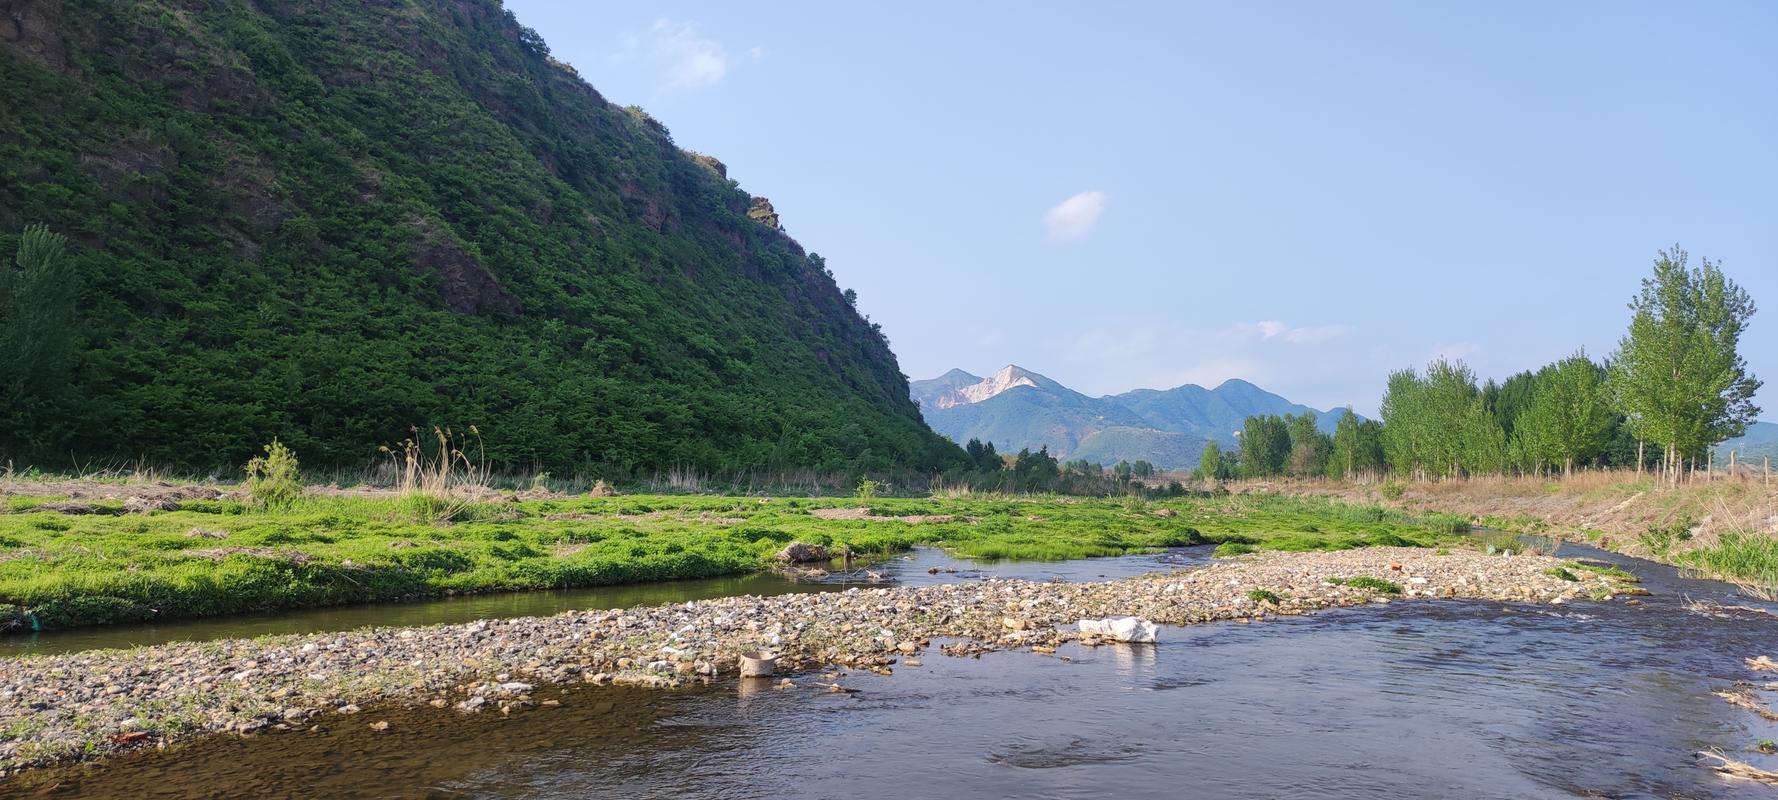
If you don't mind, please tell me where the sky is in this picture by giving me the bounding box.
[505,1,1776,416]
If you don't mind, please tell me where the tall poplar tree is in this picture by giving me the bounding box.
[1607,246,1761,485]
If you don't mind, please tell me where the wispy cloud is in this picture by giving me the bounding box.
[622,19,730,88]
[1039,320,1369,410]
[1043,190,1108,242]
[1231,320,1357,345]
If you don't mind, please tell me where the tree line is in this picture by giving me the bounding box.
[1204,246,1761,486]
[956,438,1173,494]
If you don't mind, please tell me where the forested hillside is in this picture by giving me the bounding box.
[0,0,961,473]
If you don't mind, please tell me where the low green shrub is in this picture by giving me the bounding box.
[244,441,303,509]
[1339,576,1402,594]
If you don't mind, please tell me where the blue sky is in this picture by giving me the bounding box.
[506,1,1776,416]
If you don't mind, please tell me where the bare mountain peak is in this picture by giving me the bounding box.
[935,365,1046,409]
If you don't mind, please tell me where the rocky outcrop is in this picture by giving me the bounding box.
[747,196,781,230]
[411,218,520,316]
[935,365,1044,410]
[774,541,829,562]
[0,0,66,71]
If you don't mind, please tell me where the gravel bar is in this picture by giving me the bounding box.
[0,547,1629,774]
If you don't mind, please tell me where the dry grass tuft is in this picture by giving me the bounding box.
[1696,750,1778,784]
[1714,686,1778,721]
[379,425,490,523]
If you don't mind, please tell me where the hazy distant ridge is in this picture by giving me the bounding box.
[911,366,1353,469]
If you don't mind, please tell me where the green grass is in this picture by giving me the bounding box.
[1330,576,1403,594]
[0,491,1470,629]
[1545,566,1580,582]
[1681,532,1778,594]
[1247,589,1283,604]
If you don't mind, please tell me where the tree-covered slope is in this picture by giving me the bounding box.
[1109,380,1345,442]
[0,0,961,473]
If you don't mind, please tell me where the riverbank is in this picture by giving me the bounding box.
[1241,476,1778,591]
[0,482,1468,630]
[0,546,1632,775]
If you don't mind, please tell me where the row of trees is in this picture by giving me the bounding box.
[1380,247,1759,484]
[1194,408,1385,481]
[1380,354,1628,478]
[1193,247,1759,486]
[1207,246,1758,486]
[958,438,1165,493]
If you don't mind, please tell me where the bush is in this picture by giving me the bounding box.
[1248,589,1283,604]
[244,440,303,509]
[1214,542,1257,557]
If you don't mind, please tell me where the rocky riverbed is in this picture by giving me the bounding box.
[0,547,1632,775]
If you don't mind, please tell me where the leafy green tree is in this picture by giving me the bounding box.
[1513,352,1614,476]
[1379,368,1426,476]
[1239,415,1291,478]
[1607,246,1762,485]
[1482,370,1539,438]
[1328,408,1384,479]
[964,438,1001,471]
[1194,441,1233,481]
[0,225,78,452]
[1131,460,1155,479]
[1012,446,1060,487]
[1284,413,1332,478]
[1380,359,1507,478]
[1112,460,1134,481]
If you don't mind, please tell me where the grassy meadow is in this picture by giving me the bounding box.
[0,489,1470,630]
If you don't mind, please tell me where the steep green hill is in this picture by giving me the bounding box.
[0,0,961,474]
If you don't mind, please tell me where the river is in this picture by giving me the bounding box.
[6,540,1777,799]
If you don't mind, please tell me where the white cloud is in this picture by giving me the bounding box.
[1043,190,1108,242]
[643,19,729,88]
[1225,320,1356,345]
[746,45,767,60]
[1036,319,1374,411]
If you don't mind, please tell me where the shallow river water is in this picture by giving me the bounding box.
[8,541,1778,799]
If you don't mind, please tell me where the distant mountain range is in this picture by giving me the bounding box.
[911,366,1353,470]
[1715,421,1778,469]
